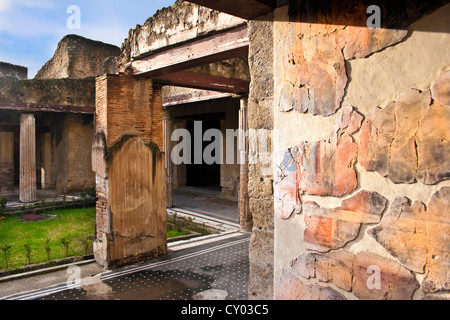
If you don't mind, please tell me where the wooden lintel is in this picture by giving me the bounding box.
[130,25,249,77]
[154,71,249,94]
[162,90,235,108]
[0,100,95,114]
[187,0,276,20]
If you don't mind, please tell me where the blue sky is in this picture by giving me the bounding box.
[0,0,175,78]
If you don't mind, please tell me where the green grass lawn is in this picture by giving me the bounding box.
[0,207,96,270]
[0,207,194,271]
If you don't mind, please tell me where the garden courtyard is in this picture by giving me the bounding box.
[0,204,213,273]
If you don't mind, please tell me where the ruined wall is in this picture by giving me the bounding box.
[120,0,249,101]
[273,3,450,300]
[65,114,95,191]
[35,34,120,79]
[0,62,27,79]
[120,0,245,65]
[247,13,275,300]
[0,132,14,195]
[0,77,95,108]
[93,74,166,269]
[0,76,96,193]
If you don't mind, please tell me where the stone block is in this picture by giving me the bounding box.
[278,5,408,117]
[249,262,273,300]
[303,191,387,252]
[281,24,348,116]
[370,187,450,293]
[249,197,274,230]
[287,250,419,300]
[274,106,362,204]
[431,68,450,107]
[298,134,358,197]
[36,34,120,79]
[416,100,450,184]
[360,87,450,185]
[333,105,365,137]
[352,252,419,300]
[292,251,354,292]
[249,229,274,268]
[276,270,346,300]
[248,178,274,199]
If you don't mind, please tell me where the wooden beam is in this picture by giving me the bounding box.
[154,71,249,94]
[187,0,276,20]
[130,25,249,77]
[0,100,95,114]
[162,91,235,108]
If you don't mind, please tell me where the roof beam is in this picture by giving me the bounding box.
[163,91,235,108]
[187,0,276,20]
[154,71,249,94]
[0,100,95,114]
[130,25,249,78]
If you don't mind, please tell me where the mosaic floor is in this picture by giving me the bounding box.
[35,235,249,301]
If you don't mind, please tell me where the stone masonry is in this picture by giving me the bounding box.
[35,34,120,79]
[274,2,450,300]
[0,132,14,194]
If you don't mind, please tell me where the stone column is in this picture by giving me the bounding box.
[19,113,37,203]
[239,98,252,232]
[163,109,174,208]
[0,132,15,195]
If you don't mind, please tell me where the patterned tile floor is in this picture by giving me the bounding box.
[35,234,249,301]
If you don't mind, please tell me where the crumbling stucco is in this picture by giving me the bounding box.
[273,3,450,300]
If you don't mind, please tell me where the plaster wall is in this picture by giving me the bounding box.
[273,3,450,300]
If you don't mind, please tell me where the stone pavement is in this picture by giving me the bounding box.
[173,186,239,225]
[0,189,248,301]
[1,232,249,301]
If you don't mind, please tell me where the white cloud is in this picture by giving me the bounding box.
[0,0,12,13]
[0,0,63,38]
[0,11,65,38]
[0,0,54,13]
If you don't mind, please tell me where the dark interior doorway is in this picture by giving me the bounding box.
[184,112,225,188]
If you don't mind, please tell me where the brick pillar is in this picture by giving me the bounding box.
[0,132,14,195]
[239,98,252,232]
[19,113,37,203]
[93,74,167,269]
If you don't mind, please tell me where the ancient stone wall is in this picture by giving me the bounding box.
[93,74,166,269]
[120,1,249,101]
[35,34,120,79]
[273,3,450,300]
[0,77,95,108]
[0,132,14,195]
[65,114,95,191]
[0,62,27,79]
[247,13,275,300]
